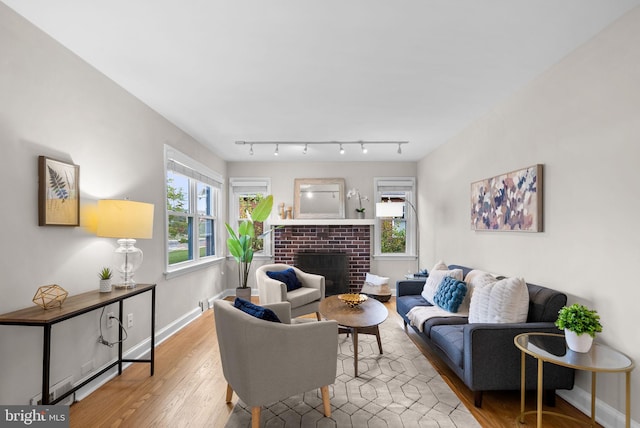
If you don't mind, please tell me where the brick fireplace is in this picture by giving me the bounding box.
[273,224,371,294]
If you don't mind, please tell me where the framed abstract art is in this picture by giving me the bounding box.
[471,164,542,232]
[38,156,80,226]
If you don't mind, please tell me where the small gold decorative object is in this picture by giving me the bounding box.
[338,293,368,308]
[32,284,69,309]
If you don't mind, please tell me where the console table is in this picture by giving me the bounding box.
[0,284,156,404]
[514,332,634,428]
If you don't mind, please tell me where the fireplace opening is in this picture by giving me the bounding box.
[295,252,349,296]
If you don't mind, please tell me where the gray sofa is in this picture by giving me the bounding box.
[396,264,575,407]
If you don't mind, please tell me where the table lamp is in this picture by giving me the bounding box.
[97,199,154,288]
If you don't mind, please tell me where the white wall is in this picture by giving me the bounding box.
[227,161,419,289]
[418,7,640,425]
[0,4,227,404]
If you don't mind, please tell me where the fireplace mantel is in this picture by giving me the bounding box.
[271,219,375,226]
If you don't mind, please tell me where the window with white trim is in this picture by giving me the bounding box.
[165,146,223,271]
[229,178,272,257]
[374,177,417,258]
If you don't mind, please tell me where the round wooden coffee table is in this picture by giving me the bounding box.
[319,295,388,376]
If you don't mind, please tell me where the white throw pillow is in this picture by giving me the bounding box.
[458,270,497,314]
[469,276,529,324]
[421,269,463,305]
[431,260,448,271]
[365,273,389,286]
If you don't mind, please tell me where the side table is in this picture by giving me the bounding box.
[514,332,634,428]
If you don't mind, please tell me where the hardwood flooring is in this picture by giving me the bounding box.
[69,298,597,427]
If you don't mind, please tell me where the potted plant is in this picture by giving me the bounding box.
[346,188,368,219]
[98,267,113,293]
[555,303,603,352]
[225,195,273,299]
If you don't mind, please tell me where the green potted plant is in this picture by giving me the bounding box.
[225,195,273,299]
[555,303,603,352]
[98,267,113,293]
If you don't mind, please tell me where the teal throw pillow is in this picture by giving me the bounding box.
[266,268,302,292]
[433,277,468,313]
[234,298,281,323]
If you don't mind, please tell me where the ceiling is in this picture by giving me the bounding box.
[3,1,639,162]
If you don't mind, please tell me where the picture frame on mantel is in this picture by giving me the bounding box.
[470,164,543,232]
[38,156,80,226]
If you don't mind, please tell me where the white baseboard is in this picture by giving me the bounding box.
[557,387,638,428]
[74,306,204,401]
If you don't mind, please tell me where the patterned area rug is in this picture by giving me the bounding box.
[224,318,480,427]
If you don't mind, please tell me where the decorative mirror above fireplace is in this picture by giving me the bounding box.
[294,178,345,219]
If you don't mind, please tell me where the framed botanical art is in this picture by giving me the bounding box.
[38,156,80,226]
[470,164,543,232]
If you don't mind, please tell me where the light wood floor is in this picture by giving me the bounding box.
[69,298,598,427]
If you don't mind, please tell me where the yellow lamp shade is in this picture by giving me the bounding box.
[97,200,154,239]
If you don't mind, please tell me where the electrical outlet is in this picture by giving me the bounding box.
[107,312,115,328]
[127,313,133,328]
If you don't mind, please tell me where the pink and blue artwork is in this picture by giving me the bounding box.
[471,164,542,232]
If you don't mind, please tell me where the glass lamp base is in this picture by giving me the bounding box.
[113,238,143,289]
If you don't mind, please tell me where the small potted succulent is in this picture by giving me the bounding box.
[555,303,603,352]
[98,267,113,293]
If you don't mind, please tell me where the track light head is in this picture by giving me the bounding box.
[274,144,279,156]
[361,143,368,154]
[339,144,345,155]
[303,144,308,155]
[249,144,254,155]
[397,143,402,154]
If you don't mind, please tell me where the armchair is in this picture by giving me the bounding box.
[214,300,338,428]
[256,263,325,320]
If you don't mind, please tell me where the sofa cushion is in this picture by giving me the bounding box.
[430,325,465,369]
[469,276,529,323]
[233,298,281,323]
[433,277,467,313]
[286,286,322,309]
[267,268,302,292]
[421,269,463,305]
[397,295,432,321]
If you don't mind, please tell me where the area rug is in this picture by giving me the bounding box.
[224,318,480,427]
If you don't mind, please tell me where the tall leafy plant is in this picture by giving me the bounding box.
[225,195,273,289]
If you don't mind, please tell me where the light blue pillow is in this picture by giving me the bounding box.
[433,277,468,313]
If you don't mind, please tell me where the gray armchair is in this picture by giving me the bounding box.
[256,263,325,320]
[214,300,338,428]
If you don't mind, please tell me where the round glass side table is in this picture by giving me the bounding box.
[514,333,634,428]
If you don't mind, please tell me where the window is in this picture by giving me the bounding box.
[229,178,271,257]
[165,146,223,273]
[374,177,417,258]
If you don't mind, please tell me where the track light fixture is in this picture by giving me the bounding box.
[235,141,408,157]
